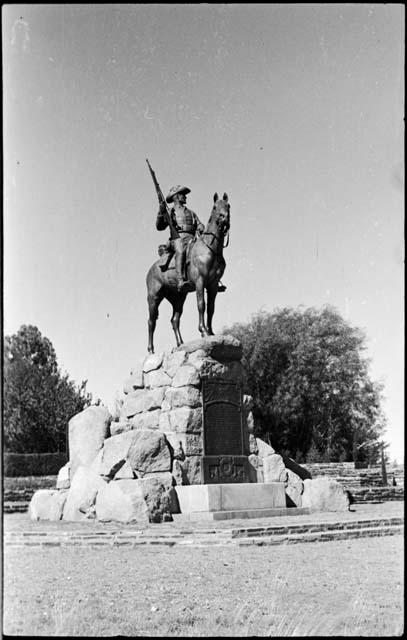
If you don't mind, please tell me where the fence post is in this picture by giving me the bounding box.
[381,442,388,486]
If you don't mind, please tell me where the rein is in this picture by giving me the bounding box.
[201,225,229,255]
[200,205,230,254]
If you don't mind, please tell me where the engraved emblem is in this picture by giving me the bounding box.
[219,457,234,478]
[203,455,250,484]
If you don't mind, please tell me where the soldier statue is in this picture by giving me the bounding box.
[146,159,230,352]
[156,184,204,292]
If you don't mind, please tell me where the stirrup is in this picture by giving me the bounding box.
[217,282,227,292]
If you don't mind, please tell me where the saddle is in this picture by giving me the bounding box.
[157,243,174,271]
[157,237,196,273]
[157,239,227,292]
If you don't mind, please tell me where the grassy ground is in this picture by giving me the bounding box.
[3,534,403,636]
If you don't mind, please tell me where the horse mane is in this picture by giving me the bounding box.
[206,207,217,227]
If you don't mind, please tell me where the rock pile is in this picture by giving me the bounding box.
[30,402,178,524]
[29,336,248,523]
[116,335,246,484]
[246,424,348,510]
[28,335,352,523]
[246,434,311,508]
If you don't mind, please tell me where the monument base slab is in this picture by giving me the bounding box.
[174,482,287,517]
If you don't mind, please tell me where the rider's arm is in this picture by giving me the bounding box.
[156,203,169,231]
[192,211,205,234]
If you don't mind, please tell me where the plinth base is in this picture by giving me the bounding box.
[172,506,310,522]
[174,482,287,521]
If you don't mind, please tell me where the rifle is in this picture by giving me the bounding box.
[146,159,179,240]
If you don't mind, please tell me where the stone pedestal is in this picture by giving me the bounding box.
[116,335,252,485]
[175,482,286,511]
[173,482,308,521]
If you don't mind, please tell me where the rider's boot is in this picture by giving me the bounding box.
[217,281,227,292]
[175,249,194,292]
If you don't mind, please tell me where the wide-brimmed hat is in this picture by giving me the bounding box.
[166,185,191,203]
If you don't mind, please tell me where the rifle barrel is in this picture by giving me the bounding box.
[146,159,179,240]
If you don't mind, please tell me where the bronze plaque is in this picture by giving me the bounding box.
[202,379,243,456]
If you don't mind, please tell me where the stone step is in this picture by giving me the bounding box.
[231,516,403,538]
[172,506,310,522]
[235,524,404,546]
[4,517,403,548]
[4,524,402,548]
[3,502,29,513]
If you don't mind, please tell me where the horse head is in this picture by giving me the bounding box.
[210,192,230,237]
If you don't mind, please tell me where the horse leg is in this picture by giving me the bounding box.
[196,278,209,337]
[147,292,163,354]
[170,294,187,347]
[206,284,218,335]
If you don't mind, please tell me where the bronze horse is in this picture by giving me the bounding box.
[146,192,230,353]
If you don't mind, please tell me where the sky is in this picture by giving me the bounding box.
[3,4,404,461]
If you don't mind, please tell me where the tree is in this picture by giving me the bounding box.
[223,306,386,462]
[3,325,92,453]
[305,442,321,464]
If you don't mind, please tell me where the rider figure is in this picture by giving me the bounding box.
[156,185,204,292]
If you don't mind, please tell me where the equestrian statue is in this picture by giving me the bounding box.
[146,159,230,353]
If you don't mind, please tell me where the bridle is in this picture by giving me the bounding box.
[200,205,230,255]
[201,206,230,254]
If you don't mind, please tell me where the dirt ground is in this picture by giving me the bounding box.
[3,534,403,636]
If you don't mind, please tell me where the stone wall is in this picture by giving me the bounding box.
[304,462,404,503]
[304,462,404,484]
